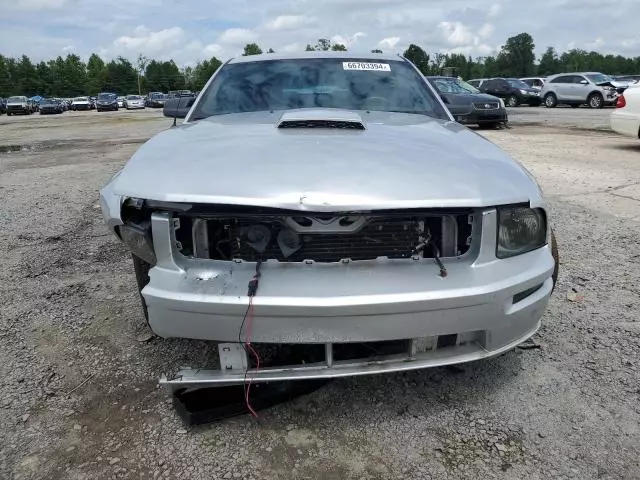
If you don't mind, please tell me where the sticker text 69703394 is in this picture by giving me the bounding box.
[342,62,391,72]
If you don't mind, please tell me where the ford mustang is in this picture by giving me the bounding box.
[100,52,559,388]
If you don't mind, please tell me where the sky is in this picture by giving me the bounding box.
[1,0,639,66]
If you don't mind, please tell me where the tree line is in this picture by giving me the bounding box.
[1,33,639,98]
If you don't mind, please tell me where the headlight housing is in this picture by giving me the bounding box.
[497,207,547,259]
[519,89,528,95]
[119,223,156,265]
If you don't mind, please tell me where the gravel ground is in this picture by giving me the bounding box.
[1,110,639,480]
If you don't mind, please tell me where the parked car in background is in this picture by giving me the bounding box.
[425,76,507,128]
[6,96,32,115]
[520,77,546,90]
[611,85,640,139]
[146,92,167,108]
[96,92,119,112]
[116,96,125,108]
[100,52,558,388]
[541,72,619,108]
[124,95,145,109]
[168,90,194,98]
[89,97,97,109]
[479,78,542,107]
[71,97,92,111]
[0,98,6,115]
[614,75,640,85]
[39,98,65,115]
[467,79,487,89]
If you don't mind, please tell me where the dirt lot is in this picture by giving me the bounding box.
[1,109,639,480]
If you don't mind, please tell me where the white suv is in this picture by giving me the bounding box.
[541,72,618,109]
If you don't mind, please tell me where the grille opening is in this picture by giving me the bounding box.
[333,340,410,362]
[177,210,474,263]
[437,334,458,348]
[247,344,325,369]
[513,283,543,304]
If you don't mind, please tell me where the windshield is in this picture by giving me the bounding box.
[192,58,448,120]
[8,96,26,102]
[431,78,479,94]
[127,95,141,100]
[98,93,116,100]
[506,79,531,89]
[586,73,612,84]
[74,97,88,101]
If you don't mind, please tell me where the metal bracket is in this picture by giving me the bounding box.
[218,343,248,373]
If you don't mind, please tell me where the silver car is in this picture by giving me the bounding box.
[100,52,558,388]
[541,72,619,108]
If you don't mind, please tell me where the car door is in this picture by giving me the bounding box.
[483,79,508,99]
[571,75,591,102]
[549,75,574,101]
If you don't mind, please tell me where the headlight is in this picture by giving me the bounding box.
[497,207,546,259]
[118,223,156,265]
[498,98,506,109]
[519,89,528,95]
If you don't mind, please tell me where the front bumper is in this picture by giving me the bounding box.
[458,109,508,125]
[142,210,554,382]
[73,104,91,110]
[7,105,29,114]
[611,111,640,138]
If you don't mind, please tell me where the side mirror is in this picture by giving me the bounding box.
[163,97,195,119]
[579,79,589,85]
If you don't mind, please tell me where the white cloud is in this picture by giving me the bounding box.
[479,23,495,39]
[218,28,257,45]
[586,36,605,49]
[378,36,400,49]
[112,26,185,54]
[331,32,366,48]
[203,43,224,57]
[438,21,474,46]
[62,44,75,52]
[488,4,502,17]
[266,15,315,31]
[281,43,303,53]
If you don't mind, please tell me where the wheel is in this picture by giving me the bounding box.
[587,92,604,109]
[7,112,11,116]
[506,95,519,107]
[544,93,557,108]
[550,230,559,293]
[132,254,151,324]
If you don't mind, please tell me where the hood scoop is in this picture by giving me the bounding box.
[277,109,365,130]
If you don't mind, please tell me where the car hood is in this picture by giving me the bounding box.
[107,110,543,211]
[7,101,27,105]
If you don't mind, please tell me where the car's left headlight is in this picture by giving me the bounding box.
[497,207,547,258]
[519,89,528,95]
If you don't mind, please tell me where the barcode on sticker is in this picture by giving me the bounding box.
[343,62,391,72]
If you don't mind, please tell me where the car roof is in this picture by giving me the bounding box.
[228,51,404,64]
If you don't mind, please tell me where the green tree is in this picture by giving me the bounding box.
[0,55,12,97]
[403,44,430,74]
[86,53,106,94]
[17,55,39,96]
[191,56,222,91]
[242,43,263,56]
[305,44,315,51]
[331,43,347,51]
[315,38,332,51]
[267,48,275,53]
[62,54,87,96]
[538,47,560,76]
[371,49,383,53]
[495,33,535,77]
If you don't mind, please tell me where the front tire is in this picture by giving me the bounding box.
[132,254,151,324]
[544,93,558,108]
[506,95,520,107]
[587,92,604,109]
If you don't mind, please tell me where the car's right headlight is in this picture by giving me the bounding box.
[497,207,547,259]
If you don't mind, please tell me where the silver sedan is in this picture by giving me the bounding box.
[100,52,559,388]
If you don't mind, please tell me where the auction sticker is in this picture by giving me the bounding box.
[342,62,391,71]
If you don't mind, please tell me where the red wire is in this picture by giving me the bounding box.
[244,300,260,418]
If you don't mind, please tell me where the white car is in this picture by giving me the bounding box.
[117,96,125,108]
[611,85,640,139]
[124,95,145,110]
[71,97,91,111]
